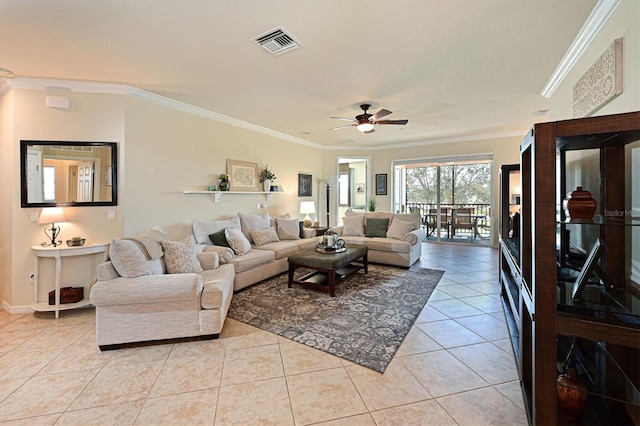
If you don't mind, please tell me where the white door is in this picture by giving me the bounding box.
[76,161,94,202]
[27,149,44,203]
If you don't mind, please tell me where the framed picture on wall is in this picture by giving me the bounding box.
[227,159,259,191]
[376,173,387,195]
[298,173,312,197]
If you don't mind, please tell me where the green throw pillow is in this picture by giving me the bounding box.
[209,229,231,247]
[365,218,389,238]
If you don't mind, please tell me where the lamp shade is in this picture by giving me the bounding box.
[38,207,66,224]
[300,201,316,215]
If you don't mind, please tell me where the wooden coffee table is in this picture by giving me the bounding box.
[287,244,368,297]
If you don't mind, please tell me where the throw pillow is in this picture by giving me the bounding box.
[365,218,389,238]
[386,217,416,240]
[342,214,365,236]
[192,216,240,244]
[225,228,252,255]
[160,237,203,274]
[108,227,168,278]
[239,212,271,244]
[209,229,230,247]
[251,226,280,246]
[276,217,301,240]
[269,212,291,228]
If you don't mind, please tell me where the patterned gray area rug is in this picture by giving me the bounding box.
[227,264,444,373]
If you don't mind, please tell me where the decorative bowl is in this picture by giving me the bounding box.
[66,239,86,247]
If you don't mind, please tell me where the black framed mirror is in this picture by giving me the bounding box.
[21,140,118,207]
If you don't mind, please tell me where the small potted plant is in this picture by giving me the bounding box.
[259,164,277,192]
[368,197,378,212]
[218,173,229,191]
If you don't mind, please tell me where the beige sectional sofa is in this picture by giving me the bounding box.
[191,213,320,291]
[90,211,424,349]
[327,211,426,267]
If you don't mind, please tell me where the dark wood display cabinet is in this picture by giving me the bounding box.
[500,111,640,425]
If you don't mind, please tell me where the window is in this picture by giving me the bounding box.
[43,166,56,202]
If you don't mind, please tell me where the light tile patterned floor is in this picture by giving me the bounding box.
[0,243,527,425]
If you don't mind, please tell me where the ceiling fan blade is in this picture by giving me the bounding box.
[330,116,356,122]
[371,108,392,121]
[375,119,408,125]
[329,124,356,131]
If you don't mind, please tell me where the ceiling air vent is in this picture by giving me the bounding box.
[251,26,302,56]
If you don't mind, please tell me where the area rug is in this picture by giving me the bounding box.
[227,264,444,373]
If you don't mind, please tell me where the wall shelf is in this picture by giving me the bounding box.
[183,190,284,203]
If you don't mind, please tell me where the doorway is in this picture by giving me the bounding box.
[337,157,370,225]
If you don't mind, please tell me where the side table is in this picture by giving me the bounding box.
[31,242,108,318]
[309,226,329,236]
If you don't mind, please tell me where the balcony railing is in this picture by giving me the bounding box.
[405,202,491,242]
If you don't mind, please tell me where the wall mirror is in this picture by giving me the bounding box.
[21,140,118,207]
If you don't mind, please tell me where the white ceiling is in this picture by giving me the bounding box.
[0,0,600,148]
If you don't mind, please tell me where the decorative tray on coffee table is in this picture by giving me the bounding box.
[315,245,346,254]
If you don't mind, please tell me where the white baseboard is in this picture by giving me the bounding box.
[1,300,33,315]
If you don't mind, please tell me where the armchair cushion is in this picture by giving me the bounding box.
[161,237,203,274]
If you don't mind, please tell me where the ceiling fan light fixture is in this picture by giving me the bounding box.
[357,122,374,133]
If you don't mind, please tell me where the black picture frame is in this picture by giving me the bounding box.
[375,173,387,195]
[298,173,312,197]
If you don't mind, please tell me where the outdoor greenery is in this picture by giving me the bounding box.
[406,163,491,204]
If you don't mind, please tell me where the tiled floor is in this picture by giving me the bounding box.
[0,243,527,425]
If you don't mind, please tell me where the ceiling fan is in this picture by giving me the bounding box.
[330,104,408,134]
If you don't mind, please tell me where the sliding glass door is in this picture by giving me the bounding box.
[393,156,492,244]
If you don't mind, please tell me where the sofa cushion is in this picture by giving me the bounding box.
[364,237,412,254]
[365,218,389,238]
[192,216,240,244]
[394,212,421,229]
[253,240,300,259]
[108,228,168,278]
[227,248,275,273]
[239,212,270,244]
[209,229,230,247]
[161,237,204,274]
[275,217,301,240]
[269,212,291,228]
[251,226,280,246]
[387,217,417,240]
[343,215,365,236]
[225,228,252,255]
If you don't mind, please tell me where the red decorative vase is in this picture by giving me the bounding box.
[557,368,588,422]
[563,186,597,219]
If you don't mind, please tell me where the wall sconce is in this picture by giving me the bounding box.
[38,207,67,247]
[300,201,316,228]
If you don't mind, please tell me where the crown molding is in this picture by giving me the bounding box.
[541,0,621,98]
[2,76,526,151]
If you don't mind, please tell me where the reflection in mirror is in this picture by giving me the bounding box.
[21,140,117,207]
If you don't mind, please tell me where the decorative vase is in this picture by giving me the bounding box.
[557,368,588,422]
[263,179,271,192]
[219,181,229,191]
[563,186,597,219]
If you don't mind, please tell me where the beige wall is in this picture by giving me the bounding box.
[1,89,125,310]
[122,96,323,239]
[0,90,16,306]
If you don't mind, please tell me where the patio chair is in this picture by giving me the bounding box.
[427,208,450,238]
[451,207,475,239]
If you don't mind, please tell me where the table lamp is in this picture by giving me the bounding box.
[38,207,67,247]
[300,201,316,228]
